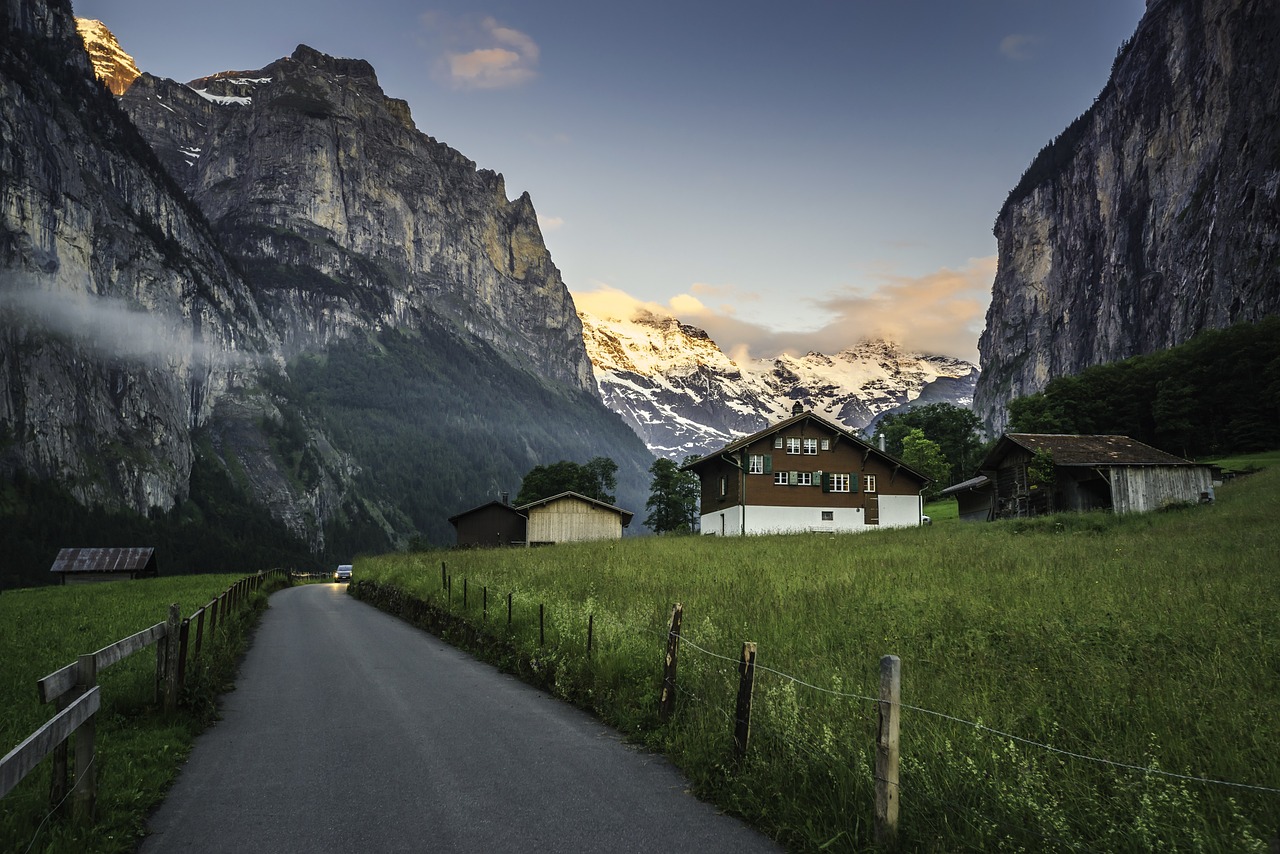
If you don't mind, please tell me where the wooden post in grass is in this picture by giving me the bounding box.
[483,586,488,621]
[441,561,447,589]
[463,578,468,609]
[177,617,191,696]
[507,592,513,626]
[587,614,594,655]
[72,654,97,825]
[539,604,545,646]
[163,603,181,713]
[658,603,683,722]
[193,607,206,662]
[733,641,757,760]
[875,654,901,848]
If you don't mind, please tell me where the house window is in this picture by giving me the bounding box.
[864,475,877,493]
[803,438,818,455]
[797,472,813,486]
[774,436,784,449]
[786,437,801,455]
[821,511,834,521]
[748,454,769,475]
[774,472,788,485]
[821,439,830,451]
[719,476,727,497]
[830,473,851,493]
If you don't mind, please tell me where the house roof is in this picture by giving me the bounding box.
[681,410,932,484]
[517,491,634,527]
[447,500,527,526]
[983,434,1198,469]
[50,547,155,575]
[938,474,991,497]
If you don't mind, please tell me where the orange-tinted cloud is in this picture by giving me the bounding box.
[436,16,539,89]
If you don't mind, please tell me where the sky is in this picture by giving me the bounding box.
[72,0,1147,363]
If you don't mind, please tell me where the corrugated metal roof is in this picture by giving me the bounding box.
[996,434,1196,467]
[50,547,155,574]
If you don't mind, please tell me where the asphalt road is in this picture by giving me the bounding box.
[141,584,780,853]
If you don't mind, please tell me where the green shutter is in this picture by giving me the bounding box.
[764,455,772,473]
[851,473,858,493]
[789,471,798,486]
[822,473,830,492]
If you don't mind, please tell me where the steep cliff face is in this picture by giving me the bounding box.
[975,0,1280,433]
[1,0,276,513]
[580,310,977,459]
[118,46,593,391]
[75,18,138,95]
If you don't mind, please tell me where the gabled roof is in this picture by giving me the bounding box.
[517,491,634,527]
[447,500,527,526]
[938,474,991,497]
[681,410,932,484]
[50,547,155,575]
[983,434,1198,469]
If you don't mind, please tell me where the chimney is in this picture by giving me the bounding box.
[500,492,509,506]
[791,401,803,416]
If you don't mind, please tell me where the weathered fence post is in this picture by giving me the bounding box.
[177,617,191,696]
[463,577,468,609]
[193,607,206,662]
[72,654,97,825]
[875,654,902,848]
[441,561,447,590]
[658,603,683,722]
[587,614,594,655]
[733,641,757,760]
[163,603,181,712]
[209,597,219,638]
[48,694,70,810]
[483,586,488,621]
[539,603,545,645]
[507,592,513,626]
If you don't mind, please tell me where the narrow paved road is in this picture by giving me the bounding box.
[141,584,780,853]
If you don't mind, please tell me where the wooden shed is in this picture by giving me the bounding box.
[448,500,528,548]
[521,492,633,545]
[982,434,1213,519]
[937,475,994,522]
[50,548,158,585]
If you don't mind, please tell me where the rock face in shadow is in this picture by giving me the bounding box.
[975,0,1280,433]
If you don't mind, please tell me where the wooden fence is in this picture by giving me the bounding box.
[0,569,285,823]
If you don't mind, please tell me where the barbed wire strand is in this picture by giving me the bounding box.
[24,753,95,854]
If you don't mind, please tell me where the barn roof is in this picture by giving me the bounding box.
[517,491,634,527]
[984,434,1198,469]
[447,500,527,526]
[50,547,156,575]
[938,474,991,497]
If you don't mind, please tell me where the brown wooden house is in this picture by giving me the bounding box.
[448,500,528,547]
[681,408,930,536]
[449,492,633,547]
[982,433,1213,519]
[50,547,158,584]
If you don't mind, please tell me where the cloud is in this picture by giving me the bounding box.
[438,16,540,89]
[572,257,996,364]
[537,214,564,232]
[1000,33,1041,61]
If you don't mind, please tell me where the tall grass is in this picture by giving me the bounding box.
[0,574,278,853]
[358,466,1280,852]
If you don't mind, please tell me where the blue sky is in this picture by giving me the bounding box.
[73,0,1147,361]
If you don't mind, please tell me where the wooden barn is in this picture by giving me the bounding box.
[447,499,528,548]
[938,475,995,522]
[982,434,1213,519]
[50,547,158,585]
[521,492,633,545]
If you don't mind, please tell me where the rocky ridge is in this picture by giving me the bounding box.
[74,18,138,95]
[974,0,1280,433]
[580,309,978,459]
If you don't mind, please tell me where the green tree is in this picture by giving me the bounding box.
[875,403,984,486]
[644,457,700,533]
[516,456,619,506]
[898,429,951,499]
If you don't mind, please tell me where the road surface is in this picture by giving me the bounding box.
[141,583,780,853]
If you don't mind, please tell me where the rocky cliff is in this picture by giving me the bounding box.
[974,0,1280,433]
[580,309,977,459]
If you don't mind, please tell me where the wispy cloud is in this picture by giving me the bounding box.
[999,33,1041,61]
[572,257,996,363]
[537,214,564,232]
[429,15,540,90]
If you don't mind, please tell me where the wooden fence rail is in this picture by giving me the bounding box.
[0,569,285,824]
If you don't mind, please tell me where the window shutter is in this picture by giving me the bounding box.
[850,473,858,493]
[764,455,772,474]
[822,473,831,493]
[789,471,798,486]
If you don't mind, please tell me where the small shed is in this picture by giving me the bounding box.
[448,500,528,548]
[521,492,633,544]
[938,475,994,522]
[50,548,158,585]
[982,434,1213,519]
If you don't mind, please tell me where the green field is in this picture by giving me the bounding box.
[357,461,1280,852]
[0,573,276,853]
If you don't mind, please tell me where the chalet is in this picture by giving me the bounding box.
[448,492,633,547]
[50,547,158,585]
[981,433,1213,519]
[521,492,633,545]
[682,407,931,536]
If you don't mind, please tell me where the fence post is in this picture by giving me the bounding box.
[164,603,181,713]
[875,654,902,848]
[209,597,219,638]
[658,603,683,722]
[539,603,545,646]
[483,586,488,621]
[507,592,512,626]
[72,654,97,825]
[177,617,191,697]
[441,561,447,590]
[48,693,70,811]
[733,641,757,760]
[587,614,594,655]
[193,607,206,662]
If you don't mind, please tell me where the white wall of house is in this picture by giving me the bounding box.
[699,499,922,535]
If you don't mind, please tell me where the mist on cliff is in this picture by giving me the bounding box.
[0,285,259,368]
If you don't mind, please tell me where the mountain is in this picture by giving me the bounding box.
[1,0,654,577]
[579,309,978,459]
[74,18,138,95]
[974,0,1280,434]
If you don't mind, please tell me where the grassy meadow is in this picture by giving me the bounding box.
[0,573,278,853]
[356,461,1280,852]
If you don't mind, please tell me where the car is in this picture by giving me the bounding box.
[334,564,353,583]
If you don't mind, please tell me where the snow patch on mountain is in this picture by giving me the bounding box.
[580,309,978,460]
